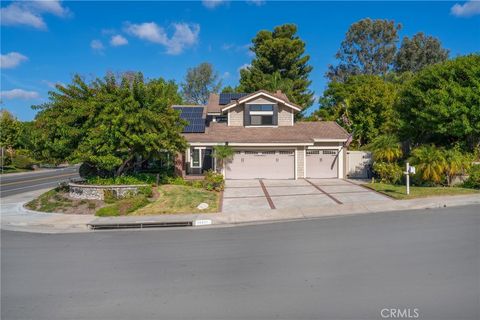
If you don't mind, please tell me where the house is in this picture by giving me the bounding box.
[173,90,350,180]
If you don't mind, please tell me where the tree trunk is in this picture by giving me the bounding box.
[115,154,134,177]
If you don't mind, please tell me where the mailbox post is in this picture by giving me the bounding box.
[404,162,416,195]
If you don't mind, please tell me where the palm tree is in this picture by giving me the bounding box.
[409,145,446,184]
[367,134,402,163]
[213,145,234,174]
[444,147,472,186]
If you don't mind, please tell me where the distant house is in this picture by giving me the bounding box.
[173,90,349,180]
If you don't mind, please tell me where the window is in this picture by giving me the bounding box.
[251,115,273,125]
[250,104,274,112]
[191,148,200,167]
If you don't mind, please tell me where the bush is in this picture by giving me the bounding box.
[203,170,224,191]
[372,162,403,184]
[138,185,153,198]
[86,173,156,186]
[409,145,446,185]
[11,154,35,169]
[96,195,150,216]
[463,165,480,189]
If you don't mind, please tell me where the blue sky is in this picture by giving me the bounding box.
[1,1,479,120]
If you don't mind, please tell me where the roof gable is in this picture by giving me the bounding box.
[220,90,302,113]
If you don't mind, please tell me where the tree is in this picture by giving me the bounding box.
[327,18,401,82]
[314,75,399,146]
[221,85,237,93]
[367,134,402,163]
[394,32,449,73]
[0,109,21,148]
[34,72,187,176]
[238,24,314,108]
[444,146,472,186]
[181,62,222,105]
[398,54,480,151]
[213,145,235,174]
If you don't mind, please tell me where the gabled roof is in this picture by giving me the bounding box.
[220,90,302,112]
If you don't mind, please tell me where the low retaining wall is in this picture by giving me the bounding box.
[69,183,148,200]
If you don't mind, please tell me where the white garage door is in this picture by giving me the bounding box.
[226,150,295,179]
[306,150,338,178]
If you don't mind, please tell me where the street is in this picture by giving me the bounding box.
[0,166,80,198]
[2,205,479,320]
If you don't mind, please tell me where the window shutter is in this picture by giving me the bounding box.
[244,104,250,126]
[272,104,278,125]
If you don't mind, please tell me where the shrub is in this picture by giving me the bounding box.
[11,154,35,169]
[96,195,150,216]
[367,134,402,163]
[409,145,446,184]
[463,165,480,189]
[86,173,156,186]
[372,162,403,184]
[203,170,224,191]
[138,185,153,198]
[444,147,472,186]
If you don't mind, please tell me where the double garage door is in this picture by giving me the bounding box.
[226,150,295,179]
[225,149,339,179]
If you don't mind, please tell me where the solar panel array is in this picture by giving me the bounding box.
[173,106,206,133]
[219,93,248,105]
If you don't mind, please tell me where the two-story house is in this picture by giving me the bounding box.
[173,90,350,180]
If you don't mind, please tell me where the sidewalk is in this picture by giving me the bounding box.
[1,189,479,233]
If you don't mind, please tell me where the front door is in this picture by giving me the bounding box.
[202,149,213,172]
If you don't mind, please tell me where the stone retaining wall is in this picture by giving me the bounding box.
[69,183,148,200]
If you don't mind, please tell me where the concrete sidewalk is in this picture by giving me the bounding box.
[1,188,479,233]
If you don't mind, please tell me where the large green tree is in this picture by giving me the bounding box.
[0,109,21,150]
[327,18,401,82]
[394,32,449,73]
[181,62,222,104]
[238,24,314,108]
[34,72,187,175]
[398,54,480,151]
[315,75,399,146]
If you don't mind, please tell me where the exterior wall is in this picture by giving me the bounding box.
[228,105,244,126]
[296,146,306,178]
[278,104,294,126]
[69,183,147,200]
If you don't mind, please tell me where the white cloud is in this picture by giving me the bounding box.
[246,0,266,6]
[237,63,251,72]
[0,52,28,69]
[125,22,200,55]
[0,0,69,30]
[202,0,228,9]
[90,39,105,52]
[0,89,39,100]
[451,1,480,17]
[41,80,65,88]
[222,71,231,79]
[110,34,128,46]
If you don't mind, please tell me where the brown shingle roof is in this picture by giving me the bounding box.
[206,93,221,113]
[183,121,349,144]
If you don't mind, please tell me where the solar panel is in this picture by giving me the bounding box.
[219,93,248,105]
[173,106,206,133]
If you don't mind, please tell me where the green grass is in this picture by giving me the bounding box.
[133,185,220,215]
[95,195,150,217]
[365,182,480,200]
[0,166,31,174]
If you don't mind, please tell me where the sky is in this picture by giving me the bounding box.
[1,0,479,121]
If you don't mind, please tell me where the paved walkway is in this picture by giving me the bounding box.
[1,184,479,233]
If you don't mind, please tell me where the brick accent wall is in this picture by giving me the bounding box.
[228,105,244,126]
[296,147,305,178]
[278,104,294,126]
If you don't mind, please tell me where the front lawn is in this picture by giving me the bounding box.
[133,185,220,215]
[25,187,102,214]
[365,182,480,200]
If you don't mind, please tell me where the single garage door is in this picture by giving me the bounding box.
[226,150,294,179]
[306,150,338,178]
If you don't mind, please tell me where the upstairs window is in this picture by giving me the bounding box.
[248,104,275,126]
[250,105,274,112]
[251,115,273,125]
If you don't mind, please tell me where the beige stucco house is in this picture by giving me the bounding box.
[173,90,350,180]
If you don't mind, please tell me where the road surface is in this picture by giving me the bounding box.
[0,166,80,198]
[2,205,479,320]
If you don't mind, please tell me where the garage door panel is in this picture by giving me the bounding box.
[306,150,338,178]
[226,150,294,179]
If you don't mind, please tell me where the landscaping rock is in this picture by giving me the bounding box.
[197,202,209,210]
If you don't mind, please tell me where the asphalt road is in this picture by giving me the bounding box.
[2,206,479,320]
[0,166,80,197]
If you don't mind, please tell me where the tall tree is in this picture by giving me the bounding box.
[394,32,449,73]
[314,75,399,146]
[327,18,401,82]
[181,62,222,105]
[0,109,21,150]
[398,54,480,151]
[34,72,187,175]
[238,24,314,108]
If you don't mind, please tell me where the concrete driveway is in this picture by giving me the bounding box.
[223,179,392,213]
